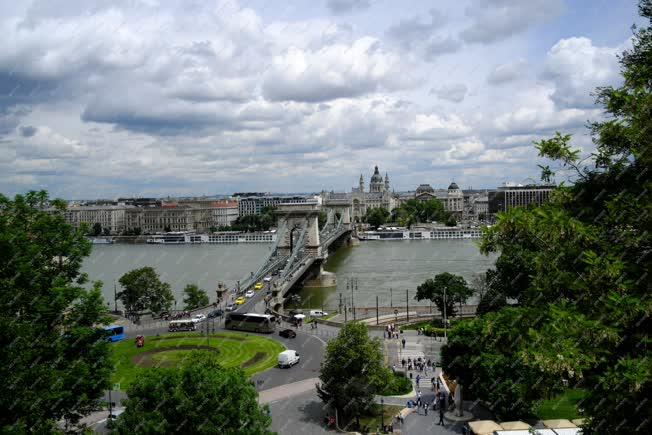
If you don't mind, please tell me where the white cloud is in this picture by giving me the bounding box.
[487,59,528,84]
[460,0,564,44]
[431,83,467,103]
[542,36,623,108]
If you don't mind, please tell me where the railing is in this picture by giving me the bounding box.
[239,220,287,291]
[280,222,307,280]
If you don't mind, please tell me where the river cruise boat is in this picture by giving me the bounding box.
[359,226,483,240]
[146,231,277,244]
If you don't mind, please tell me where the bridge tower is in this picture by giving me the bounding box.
[275,203,322,257]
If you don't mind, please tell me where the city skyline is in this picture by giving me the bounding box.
[0,0,641,198]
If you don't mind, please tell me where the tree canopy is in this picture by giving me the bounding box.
[117,267,175,315]
[317,322,391,427]
[112,352,273,434]
[0,191,113,432]
[229,206,277,232]
[183,283,209,310]
[414,272,473,319]
[391,199,453,228]
[442,3,651,431]
[363,207,390,228]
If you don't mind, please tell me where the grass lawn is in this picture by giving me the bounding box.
[400,320,432,330]
[110,332,285,390]
[356,404,404,433]
[537,389,586,420]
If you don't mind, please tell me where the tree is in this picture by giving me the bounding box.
[414,273,473,319]
[448,3,652,431]
[183,284,209,310]
[117,267,175,315]
[92,222,102,236]
[0,191,113,432]
[363,207,389,229]
[102,227,111,236]
[317,322,391,428]
[392,198,453,228]
[112,352,272,434]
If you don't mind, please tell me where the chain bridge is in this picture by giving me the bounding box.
[236,199,353,312]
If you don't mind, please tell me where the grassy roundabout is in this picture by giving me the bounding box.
[111,332,285,389]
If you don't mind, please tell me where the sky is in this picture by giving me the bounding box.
[0,0,642,198]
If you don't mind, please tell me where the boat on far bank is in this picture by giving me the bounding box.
[358,225,484,240]
[89,237,114,244]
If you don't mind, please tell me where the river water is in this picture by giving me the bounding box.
[82,240,496,310]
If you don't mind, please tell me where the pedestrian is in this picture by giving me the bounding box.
[438,405,445,426]
[424,402,428,416]
[392,364,396,373]
[409,371,413,380]
[416,393,421,407]
[416,374,420,387]
[401,338,406,348]
[401,358,406,368]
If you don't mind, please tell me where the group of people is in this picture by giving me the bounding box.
[401,356,434,374]
[411,388,449,426]
[384,323,400,339]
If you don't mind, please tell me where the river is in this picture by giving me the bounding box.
[82,240,496,311]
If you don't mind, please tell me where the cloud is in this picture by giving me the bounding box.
[386,9,446,50]
[542,37,623,108]
[460,0,564,44]
[18,125,37,137]
[487,59,528,84]
[262,37,412,102]
[326,0,371,15]
[431,83,467,103]
[424,36,462,59]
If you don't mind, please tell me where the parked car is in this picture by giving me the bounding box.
[235,297,246,305]
[207,309,223,318]
[254,282,264,290]
[279,329,297,339]
[278,350,300,368]
[225,304,235,312]
[192,313,206,323]
[263,276,272,282]
[245,290,255,298]
[309,310,328,317]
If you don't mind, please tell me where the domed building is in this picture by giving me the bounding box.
[415,184,436,201]
[410,181,464,219]
[350,166,398,221]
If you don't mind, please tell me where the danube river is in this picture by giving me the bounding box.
[82,240,496,310]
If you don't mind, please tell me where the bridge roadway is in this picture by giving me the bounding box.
[235,225,350,315]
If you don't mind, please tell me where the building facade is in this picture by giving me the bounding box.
[62,205,129,234]
[236,195,307,217]
[349,166,399,222]
[488,183,555,213]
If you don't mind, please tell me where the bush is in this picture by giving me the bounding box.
[381,372,413,396]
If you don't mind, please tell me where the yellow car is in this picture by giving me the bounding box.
[234,297,246,305]
[254,282,264,290]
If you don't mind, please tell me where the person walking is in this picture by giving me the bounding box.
[424,402,428,416]
[416,374,420,387]
[401,337,406,348]
[416,390,422,407]
[401,358,406,368]
[438,404,445,426]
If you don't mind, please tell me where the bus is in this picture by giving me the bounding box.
[104,325,125,342]
[168,319,196,332]
[225,313,276,333]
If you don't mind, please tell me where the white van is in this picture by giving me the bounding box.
[278,350,300,368]
[310,310,328,317]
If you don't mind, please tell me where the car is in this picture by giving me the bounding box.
[279,329,297,339]
[309,310,328,317]
[234,297,246,305]
[207,309,223,318]
[192,313,206,323]
[254,282,264,290]
[278,350,300,368]
[225,304,235,312]
[263,276,272,282]
[271,270,279,276]
[245,290,255,298]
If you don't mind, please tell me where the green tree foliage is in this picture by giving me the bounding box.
[392,199,453,228]
[102,227,111,236]
[0,191,113,432]
[414,273,473,319]
[183,283,209,310]
[317,322,391,427]
[92,222,102,236]
[117,267,175,315]
[230,206,277,232]
[318,211,327,230]
[112,352,273,434]
[363,207,390,228]
[444,4,652,431]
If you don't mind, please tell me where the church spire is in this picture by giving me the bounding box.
[384,172,390,190]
